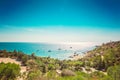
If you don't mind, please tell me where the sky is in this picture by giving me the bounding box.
[0,0,120,43]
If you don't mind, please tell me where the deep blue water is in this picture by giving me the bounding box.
[0,42,95,60]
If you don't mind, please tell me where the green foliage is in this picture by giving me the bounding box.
[26,60,38,70]
[22,55,28,65]
[48,64,55,70]
[31,53,36,59]
[0,62,20,80]
[46,71,57,79]
[101,76,114,80]
[17,51,24,61]
[27,70,41,80]
[58,72,89,80]
[86,41,120,71]
[90,71,106,78]
[92,55,105,70]
[107,65,120,80]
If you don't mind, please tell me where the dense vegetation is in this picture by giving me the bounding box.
[0,41,120,80]
[83,41,120,71]
[0,62,20,80]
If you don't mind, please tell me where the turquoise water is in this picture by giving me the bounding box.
[0,42,95,60]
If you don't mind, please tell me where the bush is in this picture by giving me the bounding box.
[46,71,57,79]
[0,62,20,80]
[107,65,120,80]
[22,55,28,65]
[90,71,105,78]
[27,70,41,80]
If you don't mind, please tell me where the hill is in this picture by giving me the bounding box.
[82,41,120,71]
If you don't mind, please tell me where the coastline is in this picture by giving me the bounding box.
[0,42,95,60]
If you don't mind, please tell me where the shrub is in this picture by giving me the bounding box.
[0,62,20,80]
[27,70,41,80]
[90,71,105,78]
[22,55,28,65]
[107,65,120,80]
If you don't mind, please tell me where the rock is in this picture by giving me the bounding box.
[56,69,62,74]
[61,69,76,76]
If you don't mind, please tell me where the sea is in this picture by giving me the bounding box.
[0,42,96,60]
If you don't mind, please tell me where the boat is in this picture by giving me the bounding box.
[58,48,61,50]
[48,50,52,52]
[70,47,72,49]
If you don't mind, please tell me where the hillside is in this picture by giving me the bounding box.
[82,41,120,71]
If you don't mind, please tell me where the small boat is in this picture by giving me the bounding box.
[70,47,72,49]
[58,48,61,50]
[36,50,39,52]
[48,50,52,52]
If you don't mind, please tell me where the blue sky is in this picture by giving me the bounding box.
[0,0,120,43]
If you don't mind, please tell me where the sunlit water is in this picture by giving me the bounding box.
[0,42,96,60]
